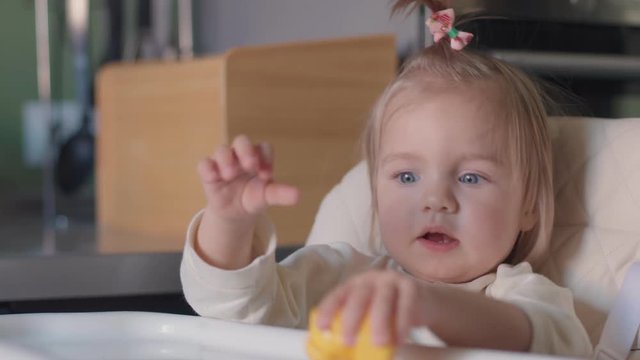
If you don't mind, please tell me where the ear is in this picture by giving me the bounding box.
[519,208,537,232]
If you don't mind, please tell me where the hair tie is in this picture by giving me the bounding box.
[426,8,473,50]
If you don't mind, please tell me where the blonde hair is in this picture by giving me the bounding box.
[363,1,554,267]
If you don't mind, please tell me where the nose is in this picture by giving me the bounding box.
[422,181,458,213]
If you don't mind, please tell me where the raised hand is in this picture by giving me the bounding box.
[195,135,300,269]
[197,134,299,220]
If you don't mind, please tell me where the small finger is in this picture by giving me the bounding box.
[316,284,350,330]
[197,157,221,183]
[264,183,300,207]
[232,135,260,174]
[214,144,240,181]
[396,280,419,343]
[340,281,373,345]
[255,143,273,180]
[370,280,397,345]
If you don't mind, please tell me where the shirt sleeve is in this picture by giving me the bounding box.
[180,210,373,329]
[486,262,593,357]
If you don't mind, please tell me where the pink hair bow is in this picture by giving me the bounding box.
[427,8,474,50]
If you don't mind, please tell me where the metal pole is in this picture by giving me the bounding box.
[418,4,426,48]
[35,0,56,253]
[178,0,193,59]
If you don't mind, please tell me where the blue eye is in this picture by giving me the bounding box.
[397,171,418,184]
[459,173,481,184]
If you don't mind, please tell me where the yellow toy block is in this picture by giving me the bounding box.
[306,309,395,360]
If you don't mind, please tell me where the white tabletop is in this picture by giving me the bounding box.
[0,311,578,360]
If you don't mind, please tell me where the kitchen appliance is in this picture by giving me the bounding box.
[454,0,640,117]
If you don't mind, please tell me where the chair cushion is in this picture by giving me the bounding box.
[541,117,640,345]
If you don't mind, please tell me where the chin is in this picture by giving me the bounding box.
[412,266,472,284]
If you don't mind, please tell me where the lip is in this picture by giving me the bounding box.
[416,226,460,252]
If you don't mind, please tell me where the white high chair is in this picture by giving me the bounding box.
[306,116,640,360]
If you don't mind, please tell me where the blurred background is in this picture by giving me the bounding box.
[0,0,639,314]
[0,0,417,257]
[0,0,416,314]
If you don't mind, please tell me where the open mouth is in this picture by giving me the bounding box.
[421,232,456,243]
[418,231,459,251]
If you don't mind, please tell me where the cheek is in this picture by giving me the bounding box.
[377,184,420,236]
[467,194,522,244]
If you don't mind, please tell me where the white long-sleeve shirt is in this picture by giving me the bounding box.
[180,211,593,357]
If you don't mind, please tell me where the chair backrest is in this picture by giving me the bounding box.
[540,117,640,346]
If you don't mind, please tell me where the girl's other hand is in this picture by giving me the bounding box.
[197,134,300,220]
[315,270,426,347]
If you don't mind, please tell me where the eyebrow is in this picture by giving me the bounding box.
[460,152,502,164]
[380,152,422,166]
[380,151,501,166]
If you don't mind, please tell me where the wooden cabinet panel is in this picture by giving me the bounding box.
[96,35,396,252]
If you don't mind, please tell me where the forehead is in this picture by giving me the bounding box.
[380,85,507,159]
